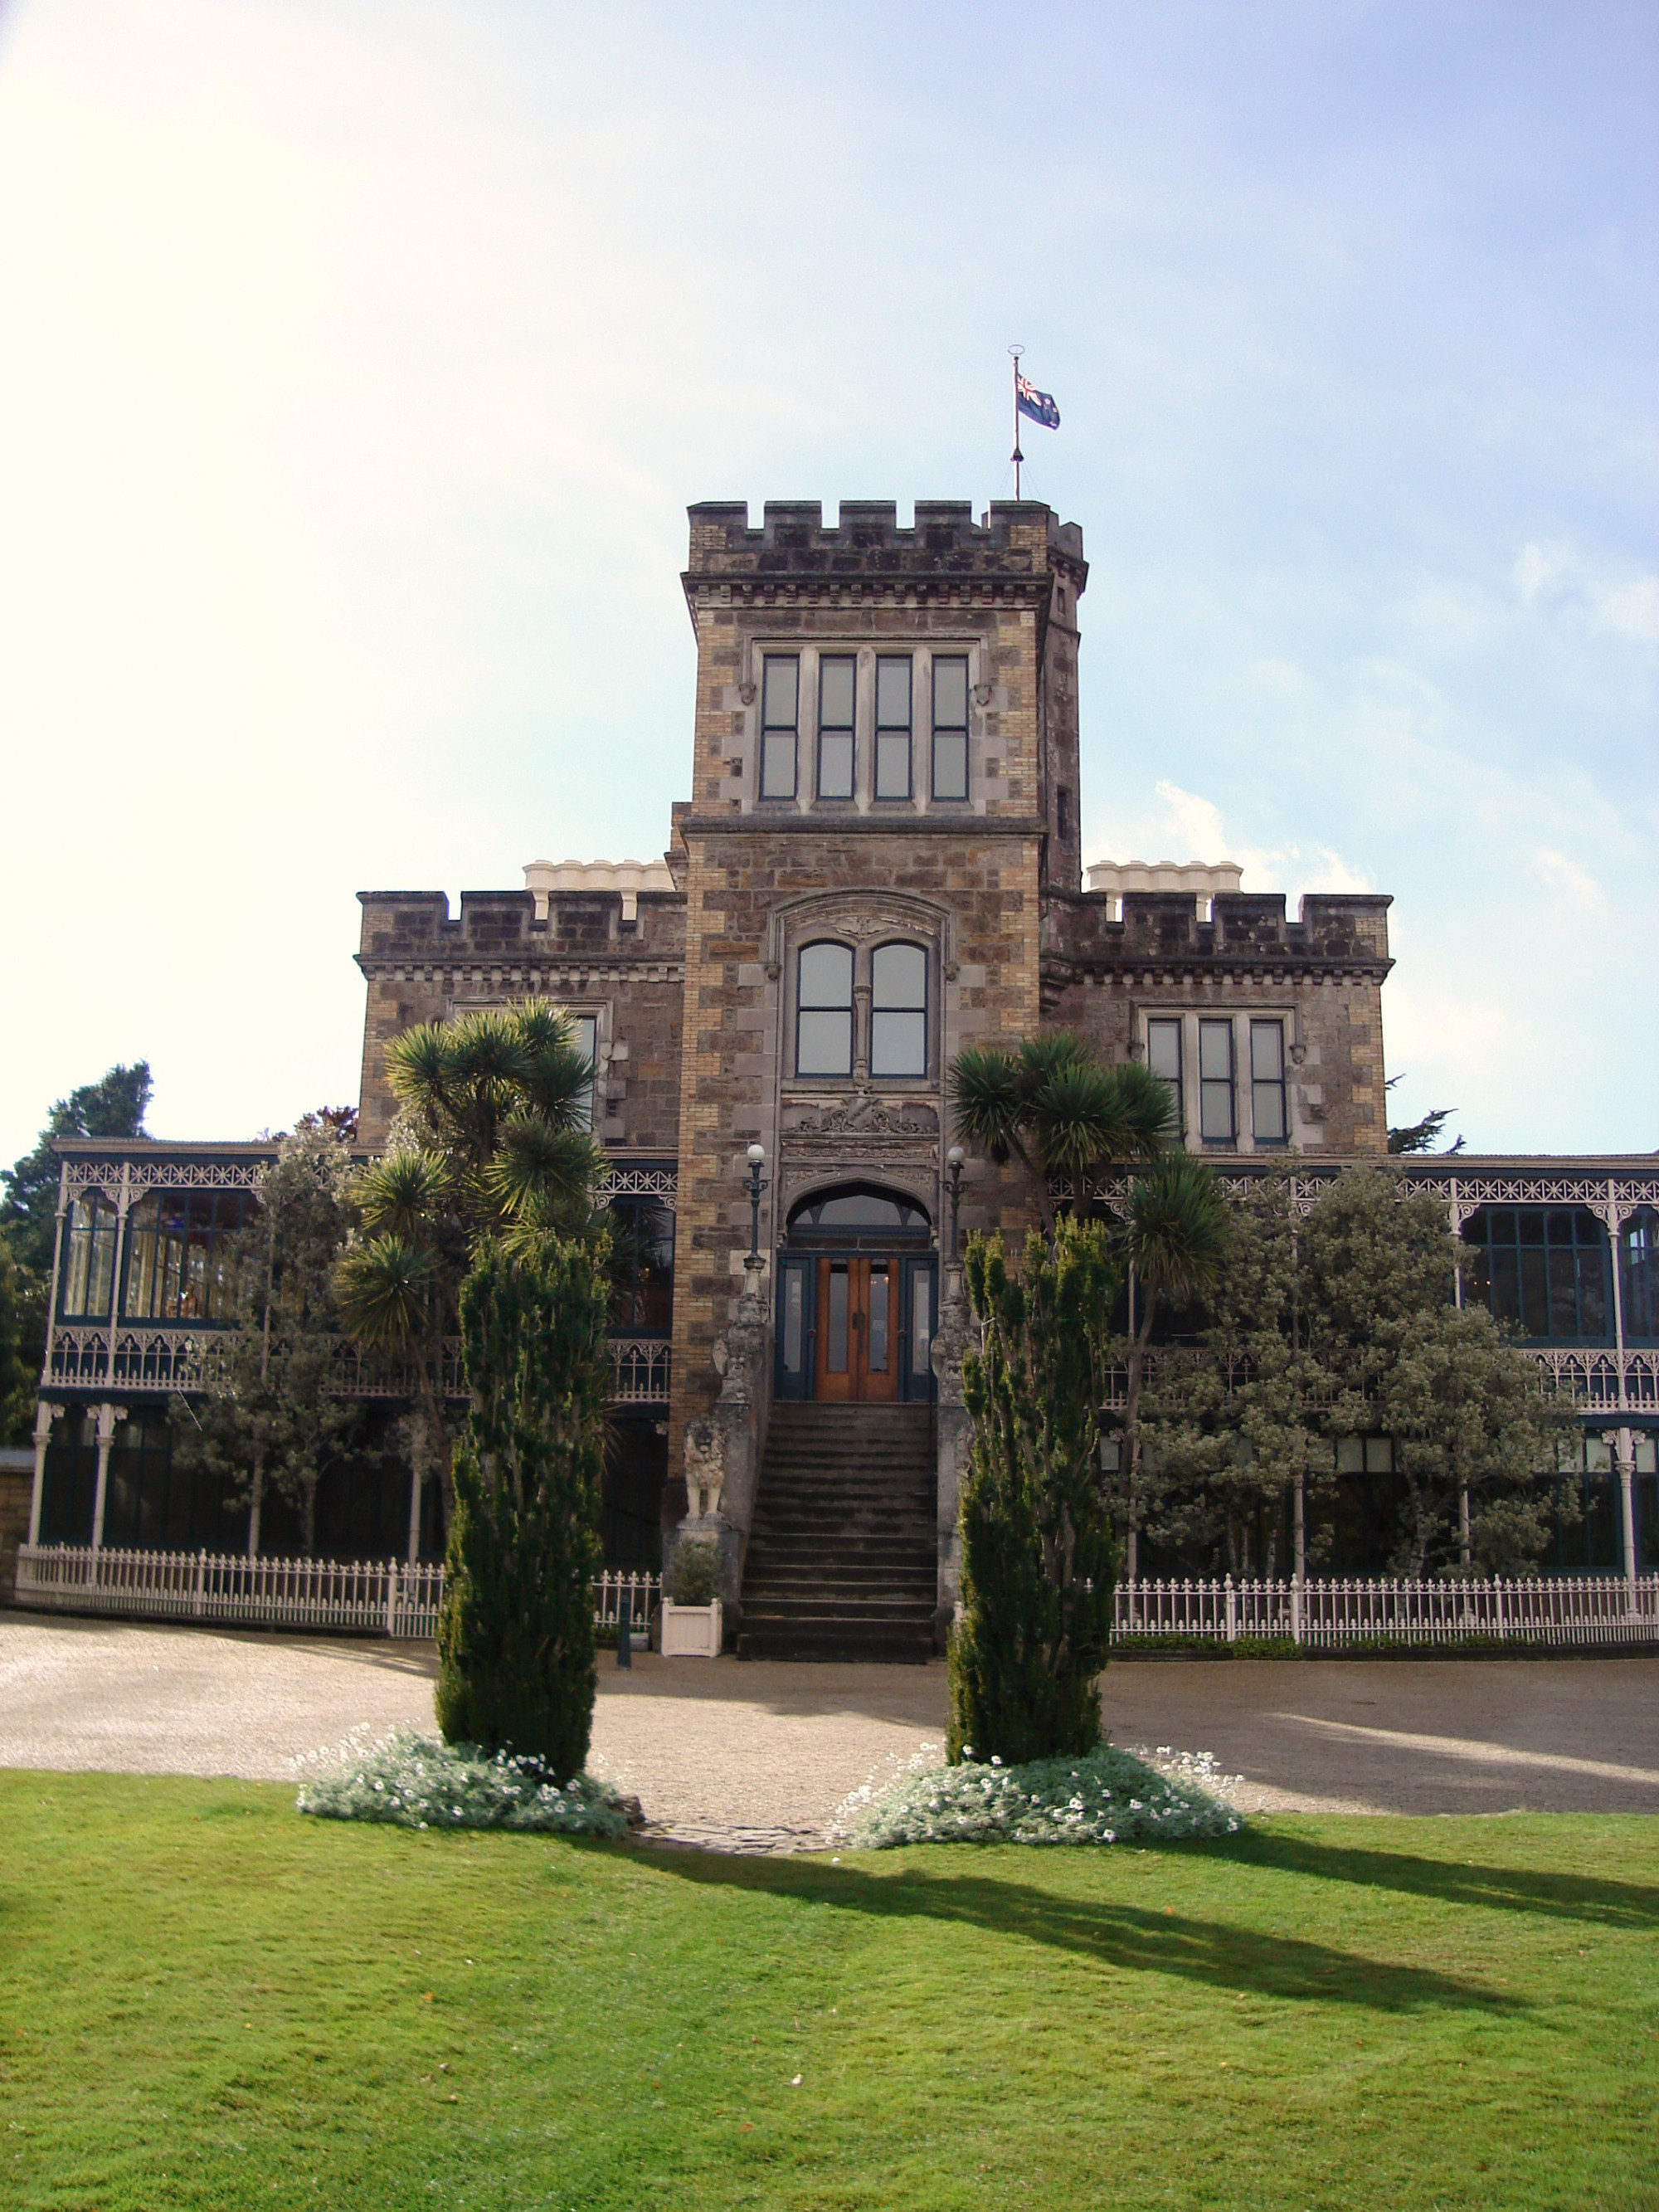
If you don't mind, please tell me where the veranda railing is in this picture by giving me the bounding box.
[1114,1573,1659,1647]
[14,1547,659,1643]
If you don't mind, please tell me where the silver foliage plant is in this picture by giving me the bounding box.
[843,1742,1243,1849]
[295,1726,628,1836]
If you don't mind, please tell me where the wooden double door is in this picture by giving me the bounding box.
[776,1251,936,1403]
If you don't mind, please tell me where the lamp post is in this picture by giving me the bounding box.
[744,1143,769,1262]
[946,1145,966,1259]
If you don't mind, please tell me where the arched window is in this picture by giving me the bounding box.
[796,942,854,1076]
[870,942,927,1077]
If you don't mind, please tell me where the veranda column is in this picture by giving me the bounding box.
[89,1402,127,1553]
[27,1401,63,1547]
[1616,1427,1637,1600]
[1606,1178,1635,1597]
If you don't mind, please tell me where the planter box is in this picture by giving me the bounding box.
[661,1599,723,1658]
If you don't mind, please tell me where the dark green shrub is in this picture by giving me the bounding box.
[948,1220,1117,1766]
[435,1234,609,1781]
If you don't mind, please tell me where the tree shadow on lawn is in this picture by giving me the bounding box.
[641,1852,1522,2015]
[1213,1830,1659,1933]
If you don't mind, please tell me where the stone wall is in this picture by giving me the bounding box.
[1044,889,1393,1155]
[355,887,686,1152]
[666,823,1045,1473]
[0,1462,32,1604]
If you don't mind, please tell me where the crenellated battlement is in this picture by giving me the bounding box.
[356,885,685,970]
[684,499,1087,589]
[1048,889,1393,971]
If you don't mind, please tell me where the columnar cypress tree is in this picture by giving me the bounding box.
[947,1218,1117,1766]
[435,1232,610,1781]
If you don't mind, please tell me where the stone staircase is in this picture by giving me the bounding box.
[736,1402,938,1664]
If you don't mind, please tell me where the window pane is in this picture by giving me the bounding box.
[798,942,853,1006]
[875,656,912,728]
[1253,1082,1287,1143]
[1250,1021,1283,1081]
[827,1264,849,1372]
[872,941,927,1009]
[932,655,968,728]
[761,729,796,797]
[911,1271,932,1375]
[819,655,854,728]
[783,1269,804,1372]
[1146,1020,1181,1081]
[818,729,854,797]
[1199,1021,1233,1081]
[798,1010,853,1074]
[932,730,968,799]
[1336,1437,1365,1473]
[1520,1247,1548,1334]
[871,1011,927,1078]
[762,655,798,728]
[1199,1084,1234,1143]
[868,1265,889,1371]
[875,730,911,798]
[1579,1255,1607,1338]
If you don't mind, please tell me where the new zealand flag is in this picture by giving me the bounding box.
[1015,373,1061,430]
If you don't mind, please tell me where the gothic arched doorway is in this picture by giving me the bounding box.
[775,1184,937,1404]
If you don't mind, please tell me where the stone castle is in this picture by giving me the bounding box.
[353,499,1396,1653]
[22,496,1656,1625]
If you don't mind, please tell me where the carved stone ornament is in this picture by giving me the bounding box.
[784,1094,940,1143]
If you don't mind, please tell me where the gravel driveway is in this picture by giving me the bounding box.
[3,1609,1657,1841]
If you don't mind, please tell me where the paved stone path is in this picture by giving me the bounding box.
[3,1610,1657,1846]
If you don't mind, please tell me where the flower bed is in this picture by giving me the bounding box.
[294,1727,630,1836]
[843,1742,1243,1848]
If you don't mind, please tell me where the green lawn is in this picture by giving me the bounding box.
[2,1774,1656,2211]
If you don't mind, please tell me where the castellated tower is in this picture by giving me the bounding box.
[669,498,1090,1478]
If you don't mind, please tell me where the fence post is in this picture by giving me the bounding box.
[387,1559,399,1638]
[1224,1575,1237,1644]
[192,1548,205,1620]
[1291,1576,1302,1648]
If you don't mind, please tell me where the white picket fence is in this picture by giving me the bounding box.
[13,1546,659,1644]
[1114,1573,1659,1648]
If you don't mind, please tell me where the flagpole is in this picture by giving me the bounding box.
[1008,344,1024,499]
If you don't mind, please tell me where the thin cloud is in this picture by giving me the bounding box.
[1513,540,1659,646]
[1087,779,1373,902]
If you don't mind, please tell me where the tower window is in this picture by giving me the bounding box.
[816,655,855,800]
[760,655,799,799]
[931,656,969,801]
[1250,1019,1287,1143]
[874,656,912,800]
[870,942,927,1078]
[1198,1019,1235,1143]
[1146,1018,1183,1135]
[796,942,854,1075]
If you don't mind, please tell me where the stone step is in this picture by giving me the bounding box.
[737,1402,938,1663]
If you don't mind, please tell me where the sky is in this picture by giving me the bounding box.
[0,0,1654,1167]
